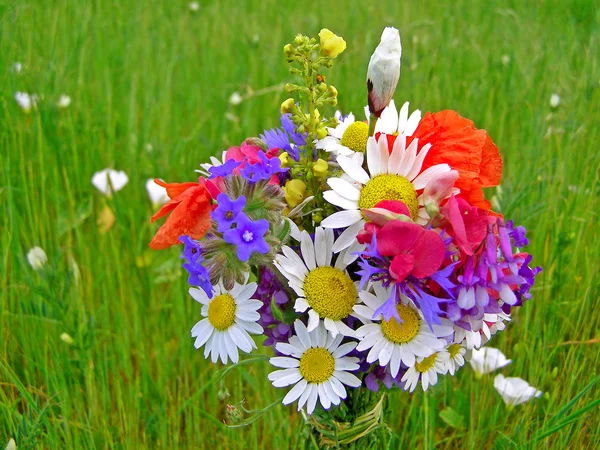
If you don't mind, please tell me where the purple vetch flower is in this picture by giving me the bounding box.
[506,220,529,247]
[211,193,246,232]
[208,159,241,179]
[253,267,293,351]
[223,213,270,261]
[240,150,288,183]
[180,236,213,298]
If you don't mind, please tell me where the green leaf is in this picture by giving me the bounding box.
[57,197,93,236]
[439,407,465,429]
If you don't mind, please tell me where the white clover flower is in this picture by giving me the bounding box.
[27,246,47,270]
[367,27,401,117]
[145,179,169,206]
[469,347,511,375]
[15,92,37,113]
[550,93,561,108]
[189,1,199,11]
[57,94,71,108]
[501,55,510,66]
[60,332,75,345]
[228,92,243,105]
[12,62,22,74]
[91,169,129,196]
[494,375,542,406]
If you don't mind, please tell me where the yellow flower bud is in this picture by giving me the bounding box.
[319,29,347,58]
[328,85,338,98]
[283,43,295,57]
[316,127,328,140]
[280,98,295,114]
[312,159,329,178]
[279,152,291,167]
[284,179,307,208]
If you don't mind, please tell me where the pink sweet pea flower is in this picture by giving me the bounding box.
[357,200,411,244]
[376,220,445,282]
[440,195,494,256]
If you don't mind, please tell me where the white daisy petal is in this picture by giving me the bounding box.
[323,190,360,210]
[321,209,362,229]
[405,109,422,136]
[397,101,409,132]
[270,357,300,369]
[334,371,361,388]
[300,231,317,271]
[331,220,364,253]
[317,383,331,410]
[282,379,308,405]
[366,136,382,176]
[307,309,320,332]
[314,227,327,267]
[398,138,418,177]
[294,298,310,313]
[323,380,340,405]
[327,178,361,201]
[337,155,370,185]
[307,385,319,414]
[297,383,313,410]
[411,164,451,190]
[329,376,347,399]
[295,320,312,349]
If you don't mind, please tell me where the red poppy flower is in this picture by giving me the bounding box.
[149,179,213,250]
[410,110,503,211]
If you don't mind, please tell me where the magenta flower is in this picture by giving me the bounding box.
[377,220,445,282]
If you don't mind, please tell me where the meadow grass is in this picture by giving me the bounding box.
[1,0,599,448]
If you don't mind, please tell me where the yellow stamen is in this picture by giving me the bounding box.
[299,348,335,383]
[207,294,236,331]
[415,353,438,373]
[340,122,369,153]
[381,304,420,344]
[448,343,462,358]
[303,267,356,320]
[358,174,418,219]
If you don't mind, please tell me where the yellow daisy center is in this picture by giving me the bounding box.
[448,343,462,358]
[415,353,438,373]
[381,304,421,344]
[207,294,237,331]
[303,266,357,320]
[358,174,419,220]
[340,122,369,153]
[299,348,335,383]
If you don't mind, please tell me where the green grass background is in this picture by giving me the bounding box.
[1,0,599,448]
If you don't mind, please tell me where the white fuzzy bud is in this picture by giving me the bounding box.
[367,27,401,118]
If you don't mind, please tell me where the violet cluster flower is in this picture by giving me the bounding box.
[260,113,306,161]
[208,159,241,179]
[223,213,270,261]
[179,236,213,298]
[240,150,288,183]
[211,193,246,232]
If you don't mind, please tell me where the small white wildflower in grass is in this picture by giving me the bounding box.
[145,143,154,152]
[225,112,239,123]
[60,332,75,345]
[494,374,542,406]
[146,179,169,206]
[189,1,199,11]
[5,438,16,450]
[469,347,511,376]
[27,246,47,270]
[12,62,22,74]
[57,94,71,108]
[92,169,129,196]
[550,93,561,108]
[15,92,36,113]
[229,91,243,105]
[501,55,510,66]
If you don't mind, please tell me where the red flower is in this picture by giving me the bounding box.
[149,179,212,250]
[377,220,446,282]
[410,110,503,211]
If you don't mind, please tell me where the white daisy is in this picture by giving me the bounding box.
[14,91,37,113]
[189,278,262,364]
[268,319,361,414]
[364,100,422,137]
[321,133,453,252]
[316,111,368,161]
[401,350,450,392]
[493,375,542,406]
[273,226,362,337]
[445,343,467,375]
[353,282,452,377]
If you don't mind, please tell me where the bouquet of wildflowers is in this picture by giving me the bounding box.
[148,27,541,448]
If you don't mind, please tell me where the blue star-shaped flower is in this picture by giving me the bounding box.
[223,213,270,262]
[211,193,246,232]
